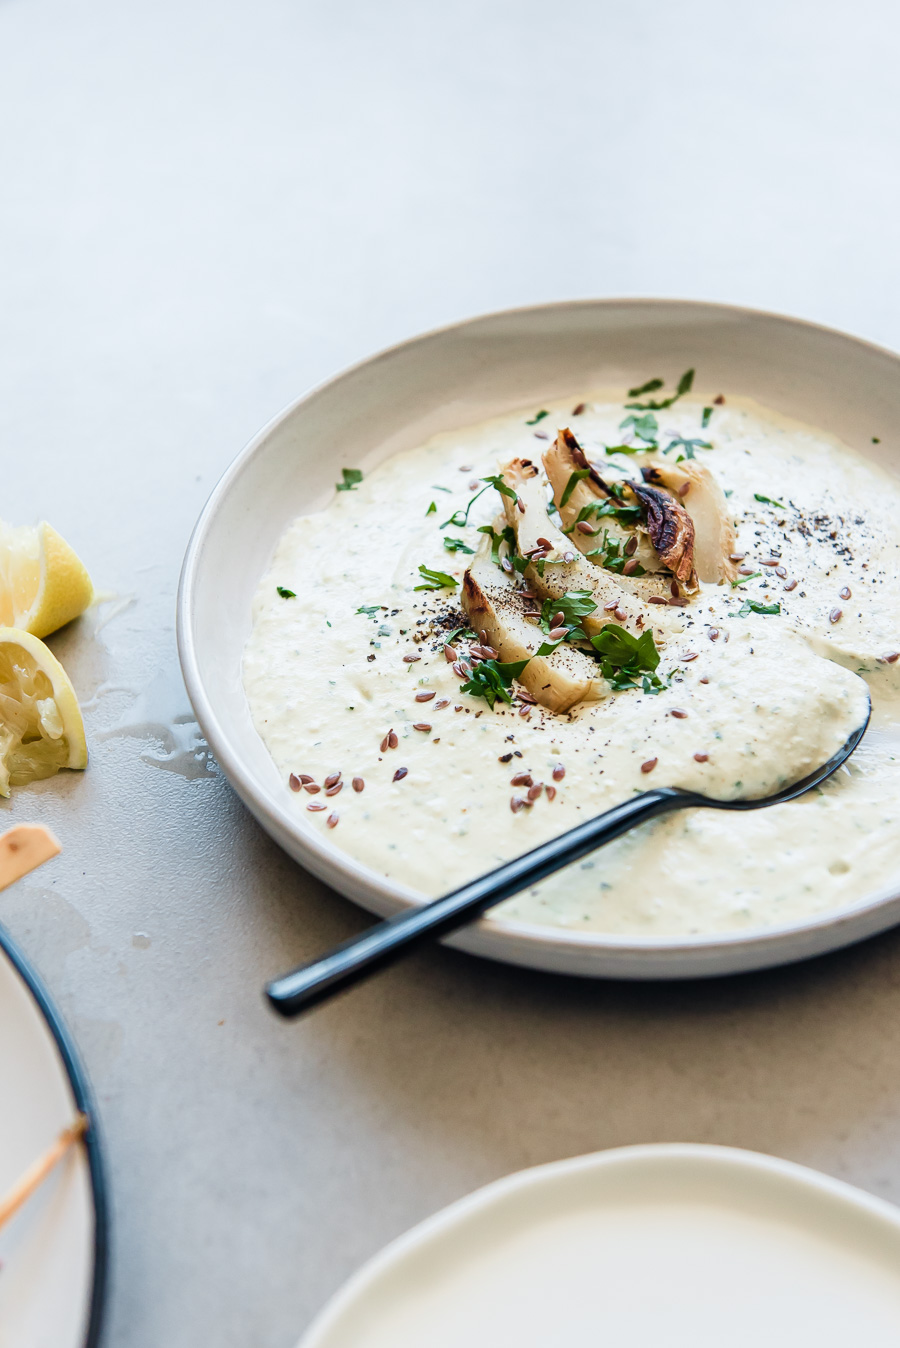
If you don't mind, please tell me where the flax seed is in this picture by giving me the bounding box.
[307,802,326,812]
[678,482,691,497]
[572,402,587,415]
[304,783,321,794]
[681,651,698,661]
[415,690,436,702]
[435,699,450,709]
[393,767,408,782]
[403,654,421,663]
[352,777,365,792]
[527,782,543,800]
[830,608,842,623]
[511,772,533,787]
[548,626,567,641]
[552,763,566,781]
[545,785,557,800]
[840,586,851,600]
[624,535,637,556]
[783,579,798,592]
[510,796,525,813]
[324,772,341,788]
[623,558,640,576]
[694,752,709,762]
[614,607,627,621]
[516,497,525,513]
[641,758,658,773]
[576,521,596,534]
[413,722,432,732]
[729,553,746,562]
[327,812,339,828]
[289,774,301,791]
[536,537,551,549]
[670,708,688,719]
[649,596,667,605]
[709,628,719,640]
[325,782,343,797]
[603,599,619,611]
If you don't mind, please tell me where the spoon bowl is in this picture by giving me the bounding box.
[266,697,872,1018]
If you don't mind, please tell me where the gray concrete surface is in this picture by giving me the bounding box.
[3,1,900,1343]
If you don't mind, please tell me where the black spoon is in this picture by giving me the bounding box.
[266,698,870,1018]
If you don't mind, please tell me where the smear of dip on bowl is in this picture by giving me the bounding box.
[243,372,898,937]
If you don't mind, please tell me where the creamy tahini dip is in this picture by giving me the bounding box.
[243,391,900,937]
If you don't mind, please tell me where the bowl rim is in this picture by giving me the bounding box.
[297,1140,900,1346]
[177,296,900,975]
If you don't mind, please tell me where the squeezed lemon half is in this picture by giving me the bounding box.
[0,628,87,797]
[0,520,94,638]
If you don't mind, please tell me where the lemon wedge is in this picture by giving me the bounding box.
[0,520,94,639]
[0,628,87,797]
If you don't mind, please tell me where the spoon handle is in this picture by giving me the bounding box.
[266,786,686,1018]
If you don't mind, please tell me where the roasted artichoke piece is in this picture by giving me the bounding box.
[498,458,681,638]
[639,459,738,584]
[461,541,609,712]
[627,480,697,589]
[542,430,696,595]
[543,428,664,574]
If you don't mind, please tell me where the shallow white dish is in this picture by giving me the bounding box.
[177,299,900,978]
[0,924,107,1347]
[297,1143,900,1347]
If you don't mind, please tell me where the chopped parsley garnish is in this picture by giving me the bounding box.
[605,443,649,457]
[730,571,762,588]
[618,411,659,444]
[753,493,786,509]
[414,564,457,591]
[477,523,526,572]
[431,484,452,492]
[443,536,475,554]
[562,499,642,535]
[873,436,881,444]
[627,377,664,398]
[336,467,363,492]
[663,435,712,460]
[625,368,694,411]
[560,468,592,508]
[586,529,645,576]
[525,409,550,425]
[445,625,476,646]
[459,658,529,708]
[590,624,664,692]
[276,586,296,598]
[737,599,781,617]
[539,589,597,640]
[426,501,437,515]
[356,604,381,617]
[442,474,516,529]
[701,406,714,428]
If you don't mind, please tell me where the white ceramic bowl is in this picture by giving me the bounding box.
[177,299,900,979]
[296,1144,900,1347]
